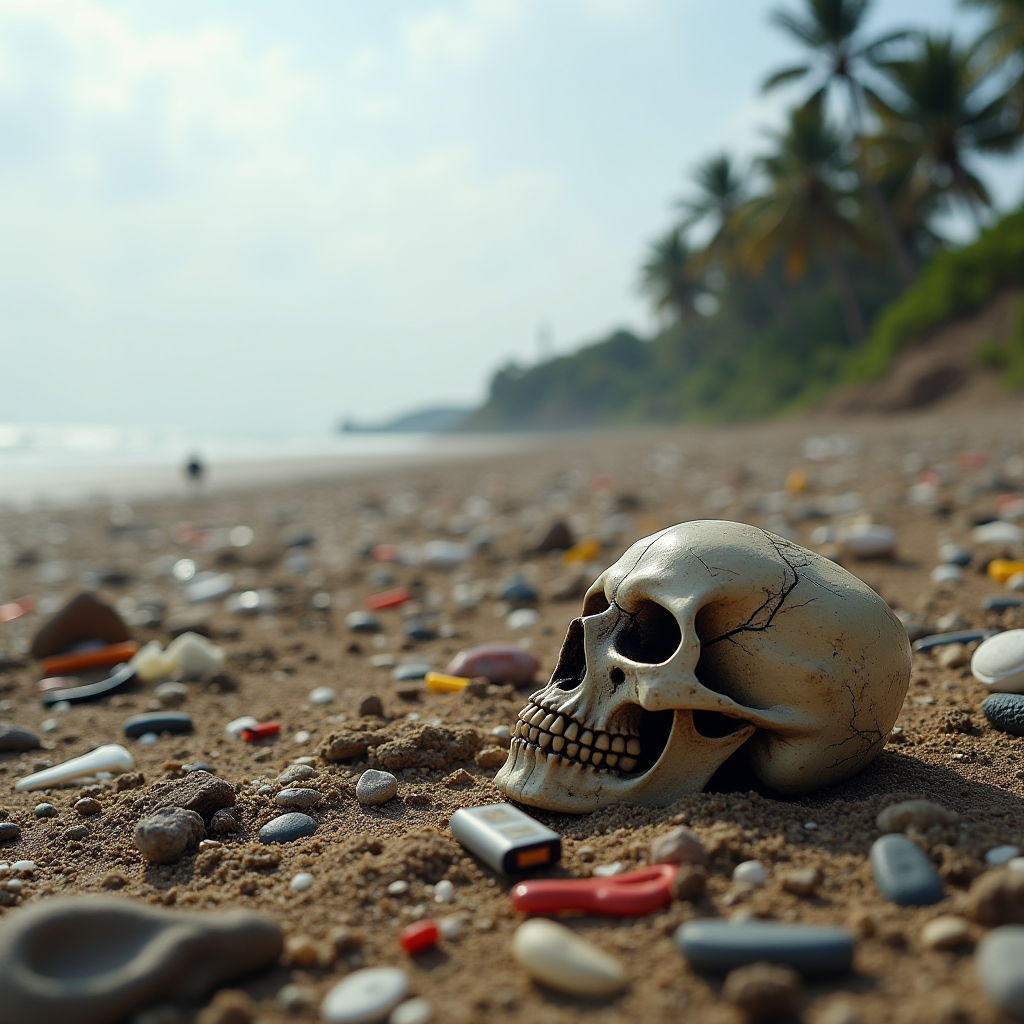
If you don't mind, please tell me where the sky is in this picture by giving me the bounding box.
[0,0,1020,434]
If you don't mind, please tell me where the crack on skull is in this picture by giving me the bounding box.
[688,548,740,578]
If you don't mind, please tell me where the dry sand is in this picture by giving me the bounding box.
[2,403,1024,1023]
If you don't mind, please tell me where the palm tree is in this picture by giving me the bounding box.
[962,0,1024,63]
[870,34,1020,221]
[763,0,918,284]
[679,153,806,341]
[640,228,702,324]
[739,104,869,345]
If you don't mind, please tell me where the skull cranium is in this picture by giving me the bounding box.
[494,520,911,812]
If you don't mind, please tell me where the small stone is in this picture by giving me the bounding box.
[0,897,282,1024]
[870,834,944,906]
[971,629,1024,693]
[389,998,433,1024]
[141,772,236,820]
[359,695,385,718]
[977,926,1024,1017]
[276,984,314,1012]
[722,962,801,1019]
[981,692,1024,736]
[210,809,239,834]
[0,725,41,753]
[593,862,624,877]
[987,845,1022,866]
[62,824,90,842]
[936,611,969,632]
[356,769,398,806]
[474,746,507,768]
[650,826,708,866]
[197,989,255,1024]
[775,867,818,899]
[309,686,336,705]
[284,934,321,968]
[124,713,194,739]
[258,812,316,845]
[733,860,767,886]
[134,808,205,864]
[513,918,627,998]
[346,611,382,633]
[181,762,215,774]
[392,662,432,682]
[876,799,959,833]
[387,880,410,895]
[321,967,409,1024]
[75,797,101,816]
[276,764,318,785]
[965,868,1024,925]
[0,823,21,843]
[920,915,972,950]
[154,682,189,708]
[433,880,454,904]
[329,926,363,955]
[34,803,58,819]
[31,592,130,659]
[675,920,854,975]
[938,643,970,668]
[289,872,314,892]
[444,643,540,686]
[506,608,539,630]
[443,768,474,788]
[274,788,321,809]
[670,864,706,901]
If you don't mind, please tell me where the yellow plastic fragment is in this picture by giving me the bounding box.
[785,469,808,494]
[989,560,1024,584]
[424,672,470,693]
[562,539,601,564]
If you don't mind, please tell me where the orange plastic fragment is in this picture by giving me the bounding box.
[40,641,140,676]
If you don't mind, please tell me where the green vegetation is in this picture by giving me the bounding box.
[467,0,1024,431]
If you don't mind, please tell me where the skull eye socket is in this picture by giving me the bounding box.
[613,599,681,665]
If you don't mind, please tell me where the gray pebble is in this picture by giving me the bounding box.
[274,788,321,809]
[0,822,21,843]
[977,926,1024,1016]
[124,713,193,739]
[0,725,41,753]
[650,826,708,866]
[258,812,317,845]
[153,682,189,707]
[392,662,431,682]
[674,920,854,976]
[210,808,239,834]
[870,833,944,906]
[276,764,318,785]
[981,693,1024,736]
[34,804,58,819]
[181,761,216,774]
[140,772,235,820]
[356,769,398,806]
[62,825,90,842]
[134,808,205,864]
[74,798,101,816]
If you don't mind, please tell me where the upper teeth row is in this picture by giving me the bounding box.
[512,702,640,772]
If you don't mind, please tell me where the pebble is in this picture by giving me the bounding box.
[134,808,205,864]
[936,611,969,632]
[780,867,820,896]
[506,608,539,630]
[498,575,538,607]
[475,747,507,768]
[0,823,21,843]
[876,799,959,833]
[356,769,399,806]
[182,761,216,774]
[34,804,58,819]
[210,809,239,834]
[141,771,236,819]
[839,523,896,559]
[15,744,134,792]
[387,880,410,895]
[224,716,259,740]
[932,564,963,585]
[0,896,282,1023]
[733,860,767,886]
[939,542,972,566]
[359,695,385,717]
[276,764,318,785]
[289,872,314,892]
[920,915,972,950]
[980,927,1024,1024]
[277,984,314,1012]
[973,521,1023,544]
[675,920,854,975]
[392,662,432,682]
[981,692,1024,735]
[346,611,382,633]
[513,918,627,998]
[404,621,436,641]
[124,713,193,739]
[153,681,189,707]
[0,725,41,753]
[984,595,1024,612]
[30,591,130,659]
[966,868,1024,925]
[870,834,944,906]
[258,812,316,844]
[972,630,1024,693]
[987,845,1022,866]
[650,826,708,866]
[274,788,321,809]
[444,643,540,686]
[433,879,455,903]
[74,797,101,816]
[938,643,970,668]
[722,962,801,1019]
[913,629,998,652]
[138,733,159,747]
[321,967,409,1024]
[593,862,624,877]
[309,686,336,705]
[389,998,433,1024]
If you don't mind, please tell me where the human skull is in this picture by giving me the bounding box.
[495,520,910,812]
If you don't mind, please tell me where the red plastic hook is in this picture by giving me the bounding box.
[511,863,678,917]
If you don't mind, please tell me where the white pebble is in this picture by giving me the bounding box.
[5,879,24,893]
[506,608,539,630]
[309,686,336,705]
[513,918,627,997]
[224,715,259,740]
[387,880,410,895]
[433,879,455,903]
[293,730,312,744]
[491,725,511,742]
[931,564,963,585]
[389,999,433,1024]
[972,630,1024,693]
[11,861,35,874]
[138,732,159,746]
[1009,857,1024,873]
[290,872,314,892]
[987,845,1022,866]
[321,967,409,1024]
[592,862,624,877]
[732,860,767,886]
[438,914,468,940]
[41,719,58,733]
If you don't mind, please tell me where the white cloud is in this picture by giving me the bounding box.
[400,0,525,71]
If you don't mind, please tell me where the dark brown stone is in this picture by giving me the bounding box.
[139,772,235,821]
[30,593,130,659]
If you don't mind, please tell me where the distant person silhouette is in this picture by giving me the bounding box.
[185,454,205,488]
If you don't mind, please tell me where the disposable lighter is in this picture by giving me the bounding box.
[450,803,561,874]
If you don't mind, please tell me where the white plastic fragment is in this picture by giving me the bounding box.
[132,632,225,683]
[225,716,259,740]
[15,744,134,792]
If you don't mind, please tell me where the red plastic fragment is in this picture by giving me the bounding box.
[365,587,411,611]
[240,721,281,742]
[0,596,35,625]
[398,919,439,954]
[511,863,677,917]
[371,544,400,563]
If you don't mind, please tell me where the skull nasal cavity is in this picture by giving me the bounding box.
[613,600,681,665]
[553,618,587,691]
